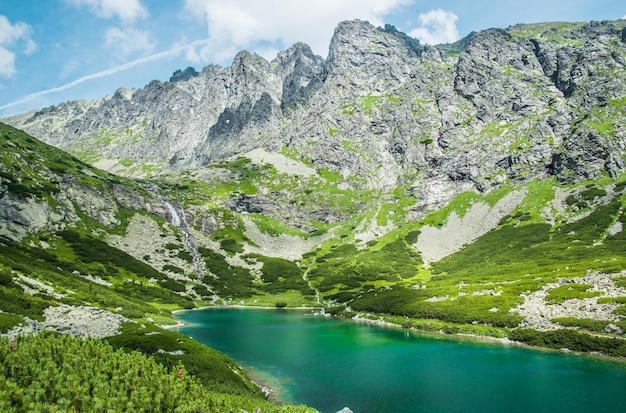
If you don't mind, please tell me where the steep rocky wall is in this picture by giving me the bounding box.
[4,20,626,214]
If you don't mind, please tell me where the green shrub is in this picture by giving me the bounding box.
[200,248,256,298]
[163,264,184,274]
[193,284,212,298]
[220,238,244,254]
[250,255,314,296]
[545,284,602,303]
[311,237,421,296]
[552,317,617,332]
[0,334,316,412]
[0,312,23,332]
[0,287,49,321]
[177,250,193,263]
[508,328,626,356]
[0,269,13,286]
[159,279,187,293]
[106,323,259,397]
[612,305,626,316]
[580,187,607,201]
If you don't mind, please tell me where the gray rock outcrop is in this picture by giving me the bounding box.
[4,19,626,214]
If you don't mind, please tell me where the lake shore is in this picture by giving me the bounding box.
[168,304,519,349]
[168,305,626,361]
[350,314,517,346]
[165,304,323,328]
[170,304,626,413]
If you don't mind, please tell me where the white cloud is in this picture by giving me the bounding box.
[105,27,155,58]
[66,0,148,22]
[0,47,16,78]
[183,0,412,62]
[0,16,29,46]
[23,38,37,55]
[0,15,37,78]
[408,9,459,45]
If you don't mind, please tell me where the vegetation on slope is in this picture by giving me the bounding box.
[0,334,316,412]
[0,123,316,410]
[3,109,626,413]
[2,18,625,411]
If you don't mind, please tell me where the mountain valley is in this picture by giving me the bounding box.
[1,17,626,411]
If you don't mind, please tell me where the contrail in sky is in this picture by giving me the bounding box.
[0,38,210,112]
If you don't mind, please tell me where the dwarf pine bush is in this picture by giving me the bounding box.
[0,334,317,413]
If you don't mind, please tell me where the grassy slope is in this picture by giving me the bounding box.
[157,150,626,354]
[2,19,625,410]
[0,123,316,410]
[5,118,626,356]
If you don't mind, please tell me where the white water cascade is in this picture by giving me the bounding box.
[163,200,181,227]
[147,186,204,276]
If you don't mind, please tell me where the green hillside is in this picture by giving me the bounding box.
[2,120,626,357]
[0,123,318,411]
[2,104,626,407]
[0,334,315,412]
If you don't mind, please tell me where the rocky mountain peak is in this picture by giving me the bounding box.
[3,19,626,200]
[273,42,325,107]
[170,66,200,83]
[325,19,420,91]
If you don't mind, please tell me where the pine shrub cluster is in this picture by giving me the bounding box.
[0,334,317,412]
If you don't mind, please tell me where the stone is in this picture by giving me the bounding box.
[170,67,199,83]
[604,324,623,334]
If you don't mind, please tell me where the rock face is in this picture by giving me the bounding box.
[170,67,199,83]
[0,124,167,241]
[4,19,626,212]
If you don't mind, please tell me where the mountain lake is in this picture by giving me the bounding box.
[175,308,626,413]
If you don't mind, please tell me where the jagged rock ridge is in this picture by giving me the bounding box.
[4,19,626,214]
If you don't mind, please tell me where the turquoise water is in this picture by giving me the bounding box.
[176,308,626,413]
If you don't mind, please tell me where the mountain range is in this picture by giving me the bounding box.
[1,17,626,411]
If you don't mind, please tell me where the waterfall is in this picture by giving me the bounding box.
[146,185,204,276]
[177,205,204,276]
[163,200,181,227]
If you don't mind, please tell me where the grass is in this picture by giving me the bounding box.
[507,21,586,46]
[545,284,603,304]
[322,176,626,351]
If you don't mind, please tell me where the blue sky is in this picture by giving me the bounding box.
[0,0,624,118]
